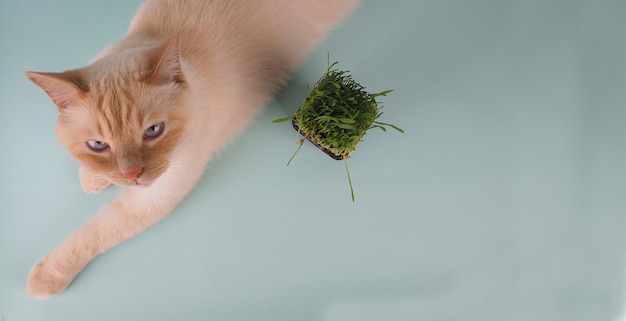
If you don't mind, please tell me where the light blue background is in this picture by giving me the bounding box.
[2,0,626,320]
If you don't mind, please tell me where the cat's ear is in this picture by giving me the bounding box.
[25,71,88,110]
[145,36,184,84]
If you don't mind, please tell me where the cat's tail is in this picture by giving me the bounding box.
[275,0,360,71]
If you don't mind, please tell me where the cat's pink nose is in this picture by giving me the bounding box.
[121,168,144,180]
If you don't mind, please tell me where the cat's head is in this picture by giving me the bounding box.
[26,38,188,189]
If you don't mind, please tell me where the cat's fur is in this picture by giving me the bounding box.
[25,0,358,299]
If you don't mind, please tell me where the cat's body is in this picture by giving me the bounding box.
[25,0,358,299]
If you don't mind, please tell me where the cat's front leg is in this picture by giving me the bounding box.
[26,210,108,299]
[27,191,178,299]
[79,166,111,193]
[27,252,89,299]
[27,160,205,299]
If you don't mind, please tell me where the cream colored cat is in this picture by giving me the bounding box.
[25,0,359,299]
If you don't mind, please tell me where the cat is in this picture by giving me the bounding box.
[25,0,359,299]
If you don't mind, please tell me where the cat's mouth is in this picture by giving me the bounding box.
[116,177,155,188]
[119,180,150,188]
[129,178,155,187]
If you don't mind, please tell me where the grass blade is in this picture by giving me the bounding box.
[287,139,304,166]
[272,115,295,123]
[344,158,355,202]
[373,121,405,133]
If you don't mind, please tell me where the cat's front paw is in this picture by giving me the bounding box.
[79,166,111,193]
[27,258,72,299]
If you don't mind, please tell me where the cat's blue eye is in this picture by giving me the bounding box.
[144,122,165,139]
[86,140,109,152]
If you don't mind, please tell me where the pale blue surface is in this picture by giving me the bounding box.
[2,1,626,320]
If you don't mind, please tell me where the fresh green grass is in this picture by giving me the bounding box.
[274,58,403,201]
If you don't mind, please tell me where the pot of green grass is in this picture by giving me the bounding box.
[273,59,403,201]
